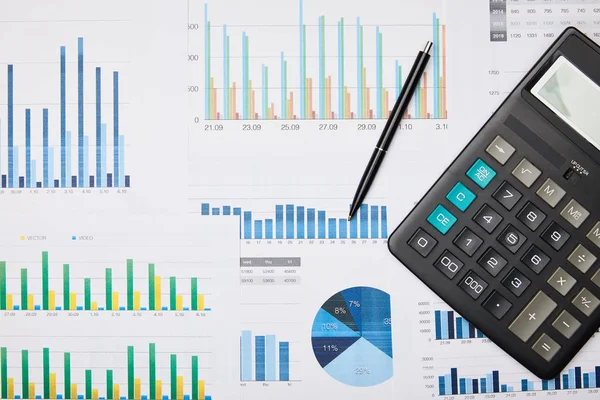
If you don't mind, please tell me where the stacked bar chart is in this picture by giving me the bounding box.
[239,330,290,382]
[1,37,130,189]
[542,366,600,391]
[200,202,387,239]
[0,251,210,312]
[203,1,447,120]
[438,369,514,395]
[434,310,485,340]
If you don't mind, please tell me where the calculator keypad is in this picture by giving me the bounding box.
[547,267,576,296]
[540,222,571,251]
[478,248,508,276]
[571,288,600,317]
[532,334,561,362]
[536,178,566,208]
[493,181,522,210]
[512,158,542,188]
[473,204,503,233]
[586,222,600,248]
[454,227,484,257]
[486,135,516,165]
[560,199,590,228]
[497,224,527,254]
[502,268,531,297]
[552,311,581,339]
[509,291,557,342]
[482,291,512,319]
[567,244,597,273]
[517,202,546,231]
[521,245,551,274]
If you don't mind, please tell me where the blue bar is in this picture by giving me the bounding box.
[244,211,252,239]
[119,306,125,310]
[57,395,63,399]
[78,395,83,399]
[337,20,342,118]
[56,306,62,310]
[318,211,326,239]
[528,381,533,391]
[360,204,368,238]
[296,206,304,239]
[254,220,263,239]
[1,176,5,188]
[444,375,452,395]
[233,208,241,215]
[487,374,494,392]
[265,335,276,381]
[434,311,442,340]
[456,317,463,339]
[83,136,89,187]
[596,367,600,388]
[440,311,449,340]
[376,26,381,118]
[459,378,466,394]
[307,209,315,239]
[265,219,273,239]
[569,368,575,389]
[142,396,147,400]
[477,329,485,338]
[480,378,486,394]
[338,219,347,239]
[285,204,294,239]
[584,373,590,389]
[223,25,228,118]
[447,311,455,339]
[13,305,19,310]
[25,109,31,187]
[328,218,336,239]
[34,305,40,310]
[96,67,102,186]
[223,206,231,215]
[438,376,445,396]
[371,205,379,238]
[113,71,119,187]
[49,149,54,190]
[118,135,124,186]
[433,13,438,118]
[242,32,247,119]
[161,306,167,310]
[211,208,219,215]
[101,124,106,187]
[501,385,507,393]
[183,396,189,400]
[576,367,582,388]
[463,318,471,338]
[299,0,304,118]
[241,331,252,381]
[43,108,49,187]
[19,176,24,188]
[60,46,66,187]
[8,65,14,188]
[521,379,528,391]
[356,17,361,118]
[318,15,324,118]
[592,368,598,387]
[350,210,358,238]
[563,374,569,389]
[542,380,548,390]
[255,335,265,381]
[76,306,83,310]
[493,371,500,392]
[78,38,84,186]
[276,205,284,239]
[183,307,189,311]
[66,132,72,187]
[451,368,458,395]
[13,148,18,187]
[381,206,388,238]
[201,203,209,215]
[279,341,290,380]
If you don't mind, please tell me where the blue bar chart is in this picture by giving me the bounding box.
[201,202,388,239]
[438,368,512,395]
[2,37,130,189]
[434,310,485,340]
[240,330,290,382]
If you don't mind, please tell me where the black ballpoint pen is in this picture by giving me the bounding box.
[348,41,433,221]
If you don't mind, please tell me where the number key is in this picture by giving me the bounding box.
[521,245,551,274]
[459,270,488,299]
[541,222,571,251]
[517,202,547,231]
[473,204,503,233]
[498,224,527,254]
[454,227,484,257]
[478,248,508,276]
[493,181,522,211]
[502,268,531,297]
[434,251,464,279]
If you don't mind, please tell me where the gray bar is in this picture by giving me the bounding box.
[240,257,301,267]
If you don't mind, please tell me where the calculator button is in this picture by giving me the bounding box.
[586,222,600,249]
[532,334,561,362]
[446,182,477,212]
[486,135,516,165]
[592,269,600,288]
[567,244,597,273]
[466,158,497,189]
[473,204,503,233]
[512,158,542,188]
[426,205,457,235]
[508,291,557,342]
[560,199,590,229]
[408,229,438,257]
[454,227,484,257]
[434,250,464,279]
[547,267,576,296]
[536,178,566,208]
[571,288,600,317]
[459,270,488,299]
[517,202,547,232]
[502,268,531,297]
[541,222,571,251]
[493,181,522,211]
[478,247,508,277]
[552,310,581,339]
[482,291,512,320]
[497,224,527,254]
[521,245,551,274]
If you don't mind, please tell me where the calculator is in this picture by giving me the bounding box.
[388,27,600,380]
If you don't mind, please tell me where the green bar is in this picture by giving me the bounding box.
[170,355,177,400]
[149,343,156,400]
[127,259,133,310]
[42,251,49,310]
[303,24,307,118]
[22,350,29,399]
[106,268,112,310]
[192,356,199,400]
[1,347,8,398]
[63,264,70,311]
[85,369,92,399]
[340,17,344,117]
[64,352,71,399]
[191,278,198,311]
[436,17,442,117]
[360,25,364,117]
[148,264,155,311]
[43,348,50,398]
[0,262,6,310]
[320,15,325,119]
[170,277,176,311]
[127,346,134,400]
[106,370,113,400]
[84,278,91,310]
[378,32,383,117]
[21,268,28,310]
[226,36,230,118]
[284,60,288,118]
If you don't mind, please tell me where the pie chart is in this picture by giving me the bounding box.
[311,286,393,387]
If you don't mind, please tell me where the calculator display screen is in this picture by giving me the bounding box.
[531,56,600,151]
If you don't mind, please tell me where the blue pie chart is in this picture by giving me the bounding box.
[311,286,393,387]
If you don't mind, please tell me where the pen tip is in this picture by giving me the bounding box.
[347,216,352,221]
[424,41,433,54]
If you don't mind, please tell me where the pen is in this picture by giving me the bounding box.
[348,41,433,221]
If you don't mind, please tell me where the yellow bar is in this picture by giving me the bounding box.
[177,376,183,400]
[29,382,35,399]
[156,380,162,400]
[155,277,161,310]
[71,384,77,399]
[50,373,57,399]
[113,384,120,400]
[48,290,56,310]
[70,293,76,311]
[8,377,14,398]
[198,380,205,400]
[197,295,205,311]
[6,294,13,311]
[28,294,34,310]
[91,302,98,311]
[134,378,141,400]
[176,295,183,311]
[92,388,99,400]
[134,291,140,311]
[112,292,119,311]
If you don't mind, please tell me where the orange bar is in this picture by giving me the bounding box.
[346,89,351,119]
[232,82,237,120]
[209,77,215,120]
[365,87,370,119]
[229,87,234,119]
[308,78,313,119]
[289,92,293,119]
[384,90,389,117]
[423,72,428,118]
[442,25,447,118]
[327,76,332,119]
[249,80,253,120]
[363,67,367,118]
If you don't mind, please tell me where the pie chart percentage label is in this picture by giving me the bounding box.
[311,286,393,387]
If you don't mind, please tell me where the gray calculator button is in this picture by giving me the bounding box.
[560,199,590,228]
[552,310,581,339]
[532,333,561,362]
[567,244,597,273]
[408,229,438,257]
[547,267,576,296]
[512,158,542,188]
[536,178,566,208]
[592,269,600,288]
[572,288,600,317]
[509,291,557,342]
[486,135,516,165]
[587,222,600,249]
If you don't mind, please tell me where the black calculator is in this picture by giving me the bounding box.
[388,27,600,379]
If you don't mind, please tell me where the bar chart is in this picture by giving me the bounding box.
[434,310,486,340]
[0,36,130,189]
[239,330,291,382]
[201,0,447,120]
[200,202,387,240]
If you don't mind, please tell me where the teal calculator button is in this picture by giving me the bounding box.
[466,158,497,189]
[427,205,457,235]
[446,182,477,212]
